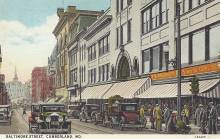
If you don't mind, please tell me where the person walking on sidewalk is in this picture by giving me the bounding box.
[195,104,202,127]
[199,104,207,134]
[149,104,155,129]
[154,104,162,131]
[207,102,217,134]
[163,105,171,131]
[139,105,145,126]
[181,104,190,125]
[167,111,178,134]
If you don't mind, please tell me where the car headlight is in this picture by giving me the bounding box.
[46,117,51,122]
[58,116,63,122]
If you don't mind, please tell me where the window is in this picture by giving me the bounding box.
[179,0,207,15]
[89,68,96,84]
[210,24,220,60]
[99,34,110,56]
[117,21,131,48]
[88,44,96,61]
[192,30,205,62]
[142,50,150,73]
[141,0,168,34]
[181,36,189,64]
[127,20,131,42]
[122,23,127,44]
[162,44,169,69]
[152,47,160,70]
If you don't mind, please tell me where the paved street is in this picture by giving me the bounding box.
[0,109,29,134]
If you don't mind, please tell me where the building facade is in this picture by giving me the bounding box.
[6,68,29,104]
[53,6,103,103]
[52,0,220,105]
[31,67,49,103]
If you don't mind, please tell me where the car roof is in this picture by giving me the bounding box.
[0,105,10,108]
[85,104,99,106]
[40,103,65,106]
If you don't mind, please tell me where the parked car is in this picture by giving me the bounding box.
[0,105,12,125]
[67,104,81,119]
[28,104,40,133]
[108,103,144,131]
[79,104,100,123]
[36,103,71,134]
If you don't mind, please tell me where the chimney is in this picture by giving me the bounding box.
[57,8,64,18]
[67,6,76,13]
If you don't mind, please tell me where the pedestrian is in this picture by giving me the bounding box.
[154,104,162,131]
[195,104,202,127]
[139,105,145,124]
[181,104,190,125]
[199,104,207,134]
[149,104,155,129]
[167,111,178,134]
[207,102,217,134]
[163,105,171,131]
[23,107,26,116]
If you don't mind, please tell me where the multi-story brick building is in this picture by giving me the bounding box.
[31,67,49,103]
[0,74,9,105]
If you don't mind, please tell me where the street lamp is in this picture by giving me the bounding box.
[165,1,182,117]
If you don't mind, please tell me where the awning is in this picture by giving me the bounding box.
[137,79,220,98]
[103,78,149,99]
[76,83,113,100]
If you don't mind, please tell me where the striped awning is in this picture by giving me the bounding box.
[76,83,113,100]
[103,78,149,99]
[137,79,220,98]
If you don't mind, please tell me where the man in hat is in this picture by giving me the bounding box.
[181,104,190,125]
[207,102,217,134]
[154,104,162,131]
[139,105,145,126]
[163,105,171,131]
[195,104,202,127]
[199,104,207,134]
[149,104,155,129]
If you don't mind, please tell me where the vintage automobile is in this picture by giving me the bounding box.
[36,103,71,134]
[107,103,144,131]
[28,104,40,133]
[67,104,81,119]
[79,104,100,123]
[0,105,12,125]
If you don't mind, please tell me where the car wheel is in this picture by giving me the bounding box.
[119,124,124,131]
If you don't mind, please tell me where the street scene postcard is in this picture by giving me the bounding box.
[0,0,220,139]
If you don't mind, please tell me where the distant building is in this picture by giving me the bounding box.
[6,68,28,104]
[31,67,49,103]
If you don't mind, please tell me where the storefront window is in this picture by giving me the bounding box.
[192,30,205,63]
[210,24,220,60]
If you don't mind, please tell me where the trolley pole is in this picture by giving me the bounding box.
[176,2,182,117]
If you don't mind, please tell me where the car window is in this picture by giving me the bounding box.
[121,105,137,111]
[0,108,7,113]
[42,106,65,112]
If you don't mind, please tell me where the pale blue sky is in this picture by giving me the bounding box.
[0,0,110,27]
[0,0,110,82]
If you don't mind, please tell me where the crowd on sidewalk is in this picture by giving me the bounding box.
[139,102,219,134]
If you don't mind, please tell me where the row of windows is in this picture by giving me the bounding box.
[88,44,96,62]
[116,0,132,13]
[142,22,220,73]
[88,68,96,84]
[99,63,110,82]
[142,42,168,73]
[178,0,209,15]
[181,23,220,65]
[99,34,110,56]
[141,0,169,34]
[116,20,131,48]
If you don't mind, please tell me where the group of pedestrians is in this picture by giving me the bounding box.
[194,102,218,134]
[139,102,219,134]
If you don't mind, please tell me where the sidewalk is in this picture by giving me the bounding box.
[144,117,218,134]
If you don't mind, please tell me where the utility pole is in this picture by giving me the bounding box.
[176,2,182,117]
